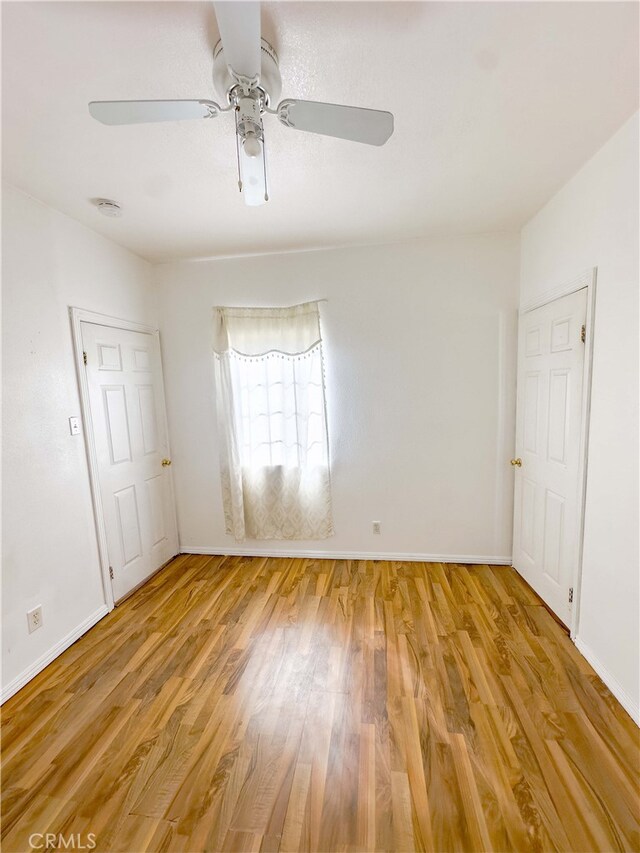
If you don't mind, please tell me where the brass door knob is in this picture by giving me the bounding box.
[510,458,522,467]
[161,458,172,467]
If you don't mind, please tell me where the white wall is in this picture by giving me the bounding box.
[155,234,520,562]
[1,183,156,700]
[520,112,639,721]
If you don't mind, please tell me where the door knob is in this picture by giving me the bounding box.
[510,458,522,467]
[161,458,172,467]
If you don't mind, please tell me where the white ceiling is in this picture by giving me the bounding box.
[2,1,638,262]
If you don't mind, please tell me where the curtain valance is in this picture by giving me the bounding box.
[213,302,322,357]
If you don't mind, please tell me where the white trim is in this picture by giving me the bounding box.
[68,308,179,610]
[1,605,109,704]
[515,268,597,640]
[519,268,594,314]
[151,330,181,563]
[70,308,116,610]
[571,270,597,639]
[69,306,158,335]
[493,309,510,552]
[180,546,513,565]
[574,638,639,726]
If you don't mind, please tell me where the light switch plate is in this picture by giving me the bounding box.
[69,417,81,435]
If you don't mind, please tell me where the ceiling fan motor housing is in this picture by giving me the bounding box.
[213,37,281,106]
[237,96,263,141]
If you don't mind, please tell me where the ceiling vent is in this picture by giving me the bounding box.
[93,198,122,217]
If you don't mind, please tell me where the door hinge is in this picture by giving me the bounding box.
[109,566,114,580]
[580,325,586,343]
[83,351,88,365]
[568,587,574,604]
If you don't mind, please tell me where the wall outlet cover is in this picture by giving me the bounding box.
[27,605,43,633]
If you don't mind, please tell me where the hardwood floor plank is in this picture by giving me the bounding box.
[390,771,415,852]
[2,556,638,853]
[450,732,492,853]
[356,722,376,852]
[280,762,312,852]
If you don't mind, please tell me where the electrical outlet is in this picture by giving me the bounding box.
[372,521,381,534]
[69,416,81,435]
[27,605,43,633]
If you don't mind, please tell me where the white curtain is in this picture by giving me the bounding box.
[213,302,333,541]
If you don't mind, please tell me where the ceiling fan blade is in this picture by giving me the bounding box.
[213,2,261,80]
[277,100,394,146]
[88,100,220,125]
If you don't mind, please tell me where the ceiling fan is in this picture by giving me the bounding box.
[88,2,394,206]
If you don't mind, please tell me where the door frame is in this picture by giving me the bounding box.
[517,267,597,638]
[69,307,178,610]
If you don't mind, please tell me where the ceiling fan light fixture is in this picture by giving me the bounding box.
[243,132,261,158]
[239,137,267,206]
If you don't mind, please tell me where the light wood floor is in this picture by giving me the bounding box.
[2,555,639,852]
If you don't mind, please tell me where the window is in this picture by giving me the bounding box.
[213,302,333,541]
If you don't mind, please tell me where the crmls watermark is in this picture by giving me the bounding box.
[28,833,97,850]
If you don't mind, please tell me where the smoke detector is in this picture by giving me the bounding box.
[93,198,122,217]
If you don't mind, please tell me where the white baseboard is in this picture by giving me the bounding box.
[574,637,639,726]
[180,545,513,565]
[1,604,110,704]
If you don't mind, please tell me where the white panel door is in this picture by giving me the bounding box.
[512,288,587,625]
[81,322,178,601]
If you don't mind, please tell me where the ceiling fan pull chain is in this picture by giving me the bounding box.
[262,123,269,203]
[234,107,243,192]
